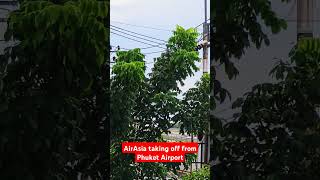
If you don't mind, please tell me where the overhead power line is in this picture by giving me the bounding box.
[111,20,210,55]
[140,44,168,49]
[197,33,204,42]
[111,32,167,50]
[110,45,132,51]
[111,44,167,51]
[195,22,204,29]
[143,50,166,55]
[194,19,210,29]
[111,20,172,32]
[112,20,210,32]
[111,25,167,43]
[198,33,210,43]
[110,27,166,46]
[111,44,169,52]
[111,45,166,55]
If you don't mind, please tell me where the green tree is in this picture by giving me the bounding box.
[210,0,290,179]
[179,73,212,138]
[211,0,288,79]
[182,165,210,180]
[0,0,109,179]
[110,26,200,179]
[211,38,320,179]
[210,0,290,115]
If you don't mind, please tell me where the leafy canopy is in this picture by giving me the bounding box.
[110,26,201,179]
[0,0,110,179]
[211,0,288,79]
[211,38,320,180]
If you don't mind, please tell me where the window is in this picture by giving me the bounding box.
[297,0,313,39]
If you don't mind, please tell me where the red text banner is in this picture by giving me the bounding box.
[122,142,198,162]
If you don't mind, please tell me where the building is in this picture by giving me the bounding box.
[0,0,18,53]
[213,0,320,121]
[209,0,320,169]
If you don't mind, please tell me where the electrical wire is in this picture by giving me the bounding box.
[140,44,168,50]
[119,47,131,50]
[111,20,172,32]
[111,25,167,43]
[111,20,210,56]
[111,31,166,49]
[195,22,204,29]
[111,27,166,46]
[197,33,204,41]
[112,44,167,50]
[198,34,210,43]
[110,45,131,51]
[111,44,167,54]
[143,50,166,55]
[194,19,210,29]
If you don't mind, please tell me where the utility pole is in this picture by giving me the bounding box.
[203,0,209,164]
[191,0,210,168]
[203,0,209,74]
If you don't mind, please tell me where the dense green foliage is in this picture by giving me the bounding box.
[210,0,291,179]
[0,0,109,179]
[211,38,320,179]
[211,0,288,79]
[210,0,290,121]
[179,73,210,137]
[110,26,201,179]
[182,165,210,180]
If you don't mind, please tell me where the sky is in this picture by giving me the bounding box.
[110,0,297,120]
[110,0,210,93]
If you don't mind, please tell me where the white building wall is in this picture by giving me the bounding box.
[312,0,320,37]
[0,1,18,54]
[213,0,301,119]
[213,0,320,119]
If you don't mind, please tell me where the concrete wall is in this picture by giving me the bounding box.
[312,0,320,37]
[0,1,18,54]
[213,0,302,119]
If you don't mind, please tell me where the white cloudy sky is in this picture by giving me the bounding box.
[110,0,210,93]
